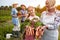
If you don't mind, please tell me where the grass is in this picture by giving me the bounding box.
[0,10,11,16]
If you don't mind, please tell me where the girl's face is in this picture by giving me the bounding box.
[28,8,35,16]
[21,6,25,10]
[28,7,35,13]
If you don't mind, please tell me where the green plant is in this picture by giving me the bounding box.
[0,24,13,40]
[20,19,31,33]
[34,21,44,28]
[0,36,6,40]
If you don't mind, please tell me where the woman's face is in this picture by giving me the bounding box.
[45,1,50,9]
[45,0,55,12]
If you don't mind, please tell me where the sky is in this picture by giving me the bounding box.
[0,0,60,8]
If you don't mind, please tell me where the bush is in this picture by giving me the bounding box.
[0,16,11,22]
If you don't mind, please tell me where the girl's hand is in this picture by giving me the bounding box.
[12,15,17,18]
[41,26,48,29]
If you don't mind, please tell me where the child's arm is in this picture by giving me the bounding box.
[11,9,17,18]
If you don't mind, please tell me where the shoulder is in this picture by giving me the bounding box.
[42,11,47,13]
[12,8,17,11]
[12,8,15,10]
[55,10,60,16]
[41,11,47,16]
[56,10,60,14]
[35,16,39,18]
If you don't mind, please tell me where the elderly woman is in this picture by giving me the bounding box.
[11,2,20,37]
[40,0,60,40]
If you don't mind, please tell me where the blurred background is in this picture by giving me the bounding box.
[0,0,60,40]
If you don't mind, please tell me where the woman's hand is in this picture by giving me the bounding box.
[41,26,48,29]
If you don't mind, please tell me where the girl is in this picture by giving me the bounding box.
[28,6,39,21]
[24,6,39,40]
[20,4,28,22]
[11,2,20,38]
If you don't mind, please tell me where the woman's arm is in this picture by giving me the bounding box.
[45,24,55,30]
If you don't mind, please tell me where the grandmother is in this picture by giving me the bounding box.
[40,0,60,40]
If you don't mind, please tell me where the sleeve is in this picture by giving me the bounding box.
[47,22,60,30]
[11,10,15,15]
[11,9,15,15]
[58,20,60,26]
[55,11,60,27]
[46,24,55,29]
[40,11,45,22]
[11,9,17,16]
[47,17,60,30]
[55,17,60,28]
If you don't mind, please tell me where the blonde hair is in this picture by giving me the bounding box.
[28,6,35,10]
[28,6,35,12]
[47,0,56,7]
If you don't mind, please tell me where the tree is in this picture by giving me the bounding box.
[9,6,12,10]
[41,6,46,13]
[4,6,9,10]
[56,5,60,10]
[0,7,1,10]
[35,5,41,13]
[16,7,21,11]
[0,6,4,10]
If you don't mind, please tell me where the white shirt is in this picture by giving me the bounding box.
[41,11,57,29]
[28,15,39,20]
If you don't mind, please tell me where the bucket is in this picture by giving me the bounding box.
[6,34,12,39]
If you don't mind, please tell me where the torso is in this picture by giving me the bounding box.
[41,11,56,26]
[41,11,59,40]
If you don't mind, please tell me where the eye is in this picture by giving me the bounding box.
[46,2,48,5]
[46,1,49,4]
